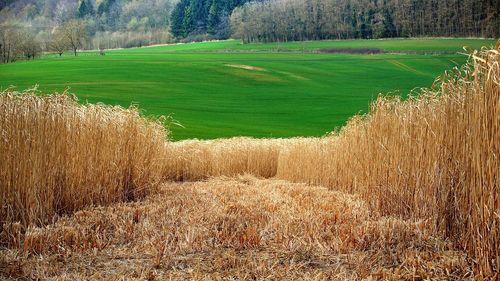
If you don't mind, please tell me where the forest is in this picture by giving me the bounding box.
[230,0,499,42]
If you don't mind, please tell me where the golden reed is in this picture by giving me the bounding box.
[0,92,168,226]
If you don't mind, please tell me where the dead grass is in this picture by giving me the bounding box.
[0,176,471,280]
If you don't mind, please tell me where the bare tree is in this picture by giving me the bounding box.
[18,30,41,60]
[60,19,88,56]
[0,22,23,63]
[50,29,69,56]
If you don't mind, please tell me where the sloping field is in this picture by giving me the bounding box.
[0,177,471,280]
[0,38,495,139]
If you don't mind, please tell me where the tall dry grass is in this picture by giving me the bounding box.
[163,137,293,181]
[0,90,168,227]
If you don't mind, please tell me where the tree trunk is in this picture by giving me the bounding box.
[74,48,77,56]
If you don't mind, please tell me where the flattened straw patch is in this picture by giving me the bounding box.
[225,64,266,71]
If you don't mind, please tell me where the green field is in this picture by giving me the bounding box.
[0,38,495,140]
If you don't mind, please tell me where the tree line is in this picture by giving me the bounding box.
[0,22,40,63]
[1,19,89,63]
[230,0,499,43]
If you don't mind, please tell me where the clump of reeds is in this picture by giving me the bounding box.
[275,46,499,276]
[0,90,168,228]
[163,137,291,181]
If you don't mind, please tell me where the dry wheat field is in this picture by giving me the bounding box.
[1,45,499,280]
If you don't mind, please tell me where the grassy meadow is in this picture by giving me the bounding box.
[0,38,495,139]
